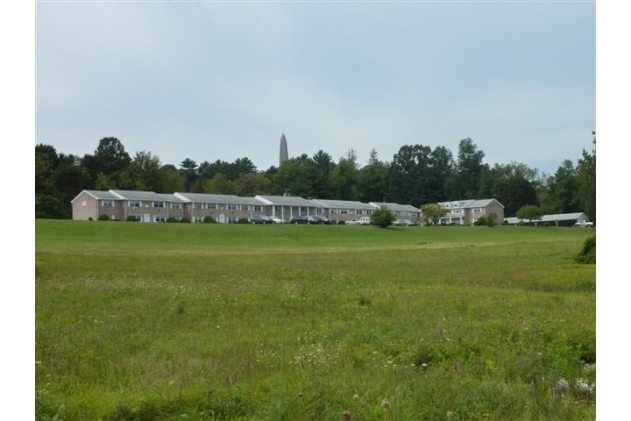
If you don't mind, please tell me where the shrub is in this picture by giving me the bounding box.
[237,218,249,224]
[166,217,178,223]
[97,214,110,221]
[180,217,191,223]
[203,216,216,223]
[371,206,395,228]
[474,213,497,227]
[337,220,347,225]
[126,215,140,222]
[575,235,596,264]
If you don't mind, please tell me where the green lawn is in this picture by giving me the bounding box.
[36,220,596,420]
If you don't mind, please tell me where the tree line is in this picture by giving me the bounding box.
[35,135,596,222]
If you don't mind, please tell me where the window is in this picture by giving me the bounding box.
[275,206,282,213]
[228,204,237,210]
[82,200,87,207]
[473,207,483,213]
[254,205,262,211]
[300,207,308,214]
[207,203,216,210]
[241,205,250,211]
[228,217,238,223]
[153,201,164,208]
[194,203,204,210]
[155,215,166,223]
[193,216,204,223]
[171,203,181,209]
[128,200,141,208]
[101,200,113,208]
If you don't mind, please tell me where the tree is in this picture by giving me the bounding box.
[273,155,315,197]
[311,150,335,198]
[544,160,580,214]
[494,175,539,216]
[119,151,165,192]
[420,203,449,226]
[370,206,395,228]
[516,205,543,222]
[201,173,235,194]
[452,138,485,199]
[179,158,198,191]
[359,149,389,202]
[234,172,274,197]
[576,134,596,222]
[91,137,131,180]
[330,157,360,201]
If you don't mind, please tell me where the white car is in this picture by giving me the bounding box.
[271,216,285,224]
[345,219,360,225]
[357,217,372,225]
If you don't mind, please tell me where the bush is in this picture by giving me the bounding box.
[237,218,249,224]
[166,217,178,223]
[474,213,497,227]
[203,216,216,223]
[180,217,191,223]
[337,220,347,225]
[575,235,596,264]
[371,206,395,228]
[126,215,140,222]
[97,214,110,221]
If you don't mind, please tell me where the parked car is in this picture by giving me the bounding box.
[249,215,273,224]
[289,215,317,224]
[345,219,360,225]
[357,216,372,225]
[312,215,333,225]
[393,219,415,226]
[271,216,285,224]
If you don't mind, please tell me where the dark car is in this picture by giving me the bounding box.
[312,215,333,225]
[249,215,273,224]
[289,215,317,224]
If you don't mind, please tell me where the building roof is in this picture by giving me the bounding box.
[110,190,165,201]
[174,192,262,205]
[370,202,420,213]
[438,198,503,209]
[505,212,589,224]
[71,189,120,203]
[255,195,324,207]
[311,199,376,210]
[157,193,185,203]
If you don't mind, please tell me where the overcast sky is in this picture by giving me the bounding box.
[35,1,595,174]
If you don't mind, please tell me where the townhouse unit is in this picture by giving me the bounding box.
[310,199,377,223]
[504,212,590,227]
[430,198,505,226]
[174,192,265,223]
[369,202,422,224]
[254,195,324,222]
[71,189,185,222]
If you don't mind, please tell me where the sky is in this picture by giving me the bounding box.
[34,0,596,175]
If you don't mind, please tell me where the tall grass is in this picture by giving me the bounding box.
[36,220,595,420]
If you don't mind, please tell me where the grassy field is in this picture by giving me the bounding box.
[35,220,596,420]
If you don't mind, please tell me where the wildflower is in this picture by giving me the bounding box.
[381,398,391,409]
[554,378,569,394]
